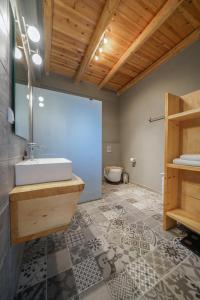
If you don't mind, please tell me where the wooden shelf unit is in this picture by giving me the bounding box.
[163,90,200,234]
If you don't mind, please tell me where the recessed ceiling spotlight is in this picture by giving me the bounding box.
[103,37,108,44]
[95,55,99,61]
[15,47,22,60]
[39,102,44,108]
[38,96,44,102]
[32,53,42,65]
[27,25,40,43]
[99,47,103,53]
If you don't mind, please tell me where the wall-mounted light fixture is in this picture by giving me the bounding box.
[27,25,40,43]
[32,53,42,65]
[15,17,42,66]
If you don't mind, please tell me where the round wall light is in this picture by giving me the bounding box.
[103,37,108,44]
[15,47,22,60]
[95,55,99,61]
[38,96,44,102]
[27,26,40,43]
[39,102,44,108]
[32,53,42,65]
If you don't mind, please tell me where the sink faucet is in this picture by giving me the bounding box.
[27,143,39,160]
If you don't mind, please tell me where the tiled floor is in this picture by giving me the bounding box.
[15,182,200,300]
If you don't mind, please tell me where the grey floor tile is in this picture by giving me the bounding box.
[23,238,47,264]
[157,238,190,265]
[73,256,103,294]
[65,228,86,248]
[126,257,159,296]
[141,280,178,300]
[79,281,112,300]
[164,267,200,300]
[47,232,67,255]
[17,257,47,293]
[47,269,78,300]
[15,281,47,300]
[107,271,141,300]
[47,248,72,278]
[144,248,174,276]
[69,242,92,265]
[178,253,200,285]
[16,182,195,300]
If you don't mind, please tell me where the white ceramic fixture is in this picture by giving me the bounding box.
[15,158,72,186]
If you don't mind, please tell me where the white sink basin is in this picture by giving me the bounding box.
[15,158,72,186]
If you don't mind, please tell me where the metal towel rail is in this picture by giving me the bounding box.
[149,115,165,123]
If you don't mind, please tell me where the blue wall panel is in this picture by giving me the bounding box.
[33,87,102,202]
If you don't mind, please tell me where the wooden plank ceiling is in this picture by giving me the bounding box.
[43,0,200,94]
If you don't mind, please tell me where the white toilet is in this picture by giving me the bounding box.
[104,166,123,183]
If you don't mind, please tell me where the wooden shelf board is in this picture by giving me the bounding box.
[167,163,200,172]
[166,209,200,234]
[168,108,200,121]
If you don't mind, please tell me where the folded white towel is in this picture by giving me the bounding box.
[173,158,200,167]
[180,154,200,161]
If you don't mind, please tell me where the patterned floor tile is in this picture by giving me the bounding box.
[47,232,66,254]
[121,221,159,256]
[157,238,190,265]
[126,198,138,204]
[79,211,94,227]
[69,242,92,265]
[65,229,86,248]
[22,238,46,264]
[105,228,124,246]
[175,253,200,287]
[144,248,174,276]
[126,257,159,295]
[15,281,46,300]
[98,205,111,212]
[114,245,139,271]
[141,280,178,300]
[103,210,119,220]
[16,182,193,300]
[17,257,47,293]
[47,269,78,300]
[79,281,112,300]
[110,217,126,231]
[87,235,109,256]
[107,271,141,300]
[73,256,103,294]
[47,248,72,278]
[165,267,200,300]
[95,248,117,280]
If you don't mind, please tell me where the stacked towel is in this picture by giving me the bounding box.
[180,154,200,161]
[173,154,200,167]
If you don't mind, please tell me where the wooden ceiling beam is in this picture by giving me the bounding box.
[44,0,54,74]
[75,0,121,83]
[99,0,184,88]
[117,27,200,95]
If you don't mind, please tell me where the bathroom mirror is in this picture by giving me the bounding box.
[14,17,29,140]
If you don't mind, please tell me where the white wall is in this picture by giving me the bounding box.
[119,41,200,192]
[33,87,102,202]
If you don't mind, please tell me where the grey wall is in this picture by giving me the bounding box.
[34,74,121,172]
[0,1,25,299]
[119,41,200,193]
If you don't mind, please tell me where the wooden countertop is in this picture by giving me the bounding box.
[10,174,85,201]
